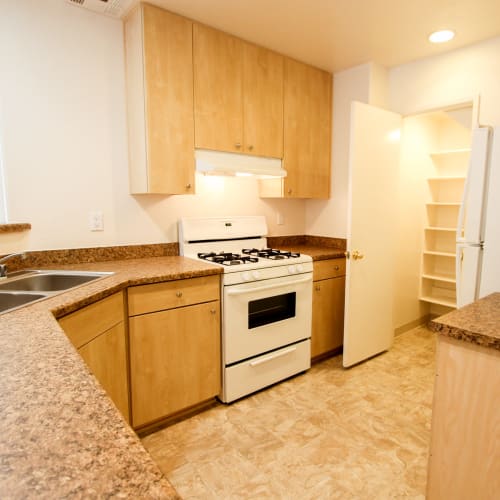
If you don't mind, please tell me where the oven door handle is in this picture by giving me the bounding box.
[249,346,297,367]
[226,275,312,296]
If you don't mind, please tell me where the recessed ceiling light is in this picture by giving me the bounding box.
[429,30,455,43]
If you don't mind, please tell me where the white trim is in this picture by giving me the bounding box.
[0,141,7,224]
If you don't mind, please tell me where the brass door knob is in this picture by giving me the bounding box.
[351,250,364,260]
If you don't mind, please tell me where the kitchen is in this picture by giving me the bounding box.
[1,0,499,498]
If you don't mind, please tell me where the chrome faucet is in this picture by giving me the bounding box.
[0,252,27,278]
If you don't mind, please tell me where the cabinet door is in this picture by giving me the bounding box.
[311,276,345,358]
[129,301,221,428]
[125,5,194,194]
[243,43,283,158]
[193,24,243,153]
[143,5,194,193]
[78,322,130,423]
[283,58,332,198]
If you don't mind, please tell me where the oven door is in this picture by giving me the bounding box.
[223,272,313,364]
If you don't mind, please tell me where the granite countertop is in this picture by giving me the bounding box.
[0,256,222,499]
[430,292,500,351]
[281,245,345,261]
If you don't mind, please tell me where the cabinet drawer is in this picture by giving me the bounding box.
[59,292,124,349]
[313,258,346,281]
[128,275,220,316]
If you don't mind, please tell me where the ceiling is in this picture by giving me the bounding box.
[136,0,500,72]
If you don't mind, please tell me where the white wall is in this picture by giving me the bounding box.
[389,36,500,126]
[0,0,305,252]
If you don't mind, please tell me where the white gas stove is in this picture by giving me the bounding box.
[179,216,312,403]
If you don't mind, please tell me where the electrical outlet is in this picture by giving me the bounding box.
[89,211,104,231]
[276,212,285,225]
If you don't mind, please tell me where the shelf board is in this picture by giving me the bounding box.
[422,273,456,284]
[423,250,456,258]
[427,176,466,181]
[420,295,456,308]
[429,148,471,157]
[425,226,457,232]
[426,202,461,207]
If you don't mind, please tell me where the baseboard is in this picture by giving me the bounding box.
[394,315,431,336]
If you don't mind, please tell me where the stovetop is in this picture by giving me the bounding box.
[198,248,302,266]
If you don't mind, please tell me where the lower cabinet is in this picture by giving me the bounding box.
[128,276,221,428]
[58,292,130,423]
[427,336,499,499]
[311,258,346,359]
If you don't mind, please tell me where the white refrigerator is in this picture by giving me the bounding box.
[457,126,500,307]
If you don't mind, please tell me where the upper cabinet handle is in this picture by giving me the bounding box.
[247,145,254,151]
[235,143,242,149]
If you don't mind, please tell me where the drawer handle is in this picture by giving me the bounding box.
[210,309,216,314]
[249,347,297,367]
[176,291,183,298]
[315,285,321,291]
[334,265,339,271]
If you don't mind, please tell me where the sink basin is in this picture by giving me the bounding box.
[0,271,111,292]
[0,292,47,313]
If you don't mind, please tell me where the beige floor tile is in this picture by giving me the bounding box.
[143,326,435,498]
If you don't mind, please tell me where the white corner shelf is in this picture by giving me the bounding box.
[419,295,456,308]
[424,226,457,232]
[426,202,461,207]
[423,250,456,258]
[427,176,466,181]
[429,148,471,158]
[422,273,456,284]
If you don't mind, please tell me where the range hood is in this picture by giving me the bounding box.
[195,149,286,178]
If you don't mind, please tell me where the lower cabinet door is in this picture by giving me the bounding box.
[78,321,130,423]
[129,301,221,428]
[311,276,345,358]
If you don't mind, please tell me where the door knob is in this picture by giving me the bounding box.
[351,250,364,260]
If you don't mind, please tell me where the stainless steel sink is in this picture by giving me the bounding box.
[0,292,48,313]
[0,272,108,292]
[0,270,113,314]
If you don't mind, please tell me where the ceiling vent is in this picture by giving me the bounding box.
[65,0,133,18]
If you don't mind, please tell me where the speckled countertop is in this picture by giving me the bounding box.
[430,292,500,351]
[280,245,345,261]
[267,235,346,261]
[0,256,221,499]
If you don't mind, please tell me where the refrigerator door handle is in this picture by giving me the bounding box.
[456,180,468,242]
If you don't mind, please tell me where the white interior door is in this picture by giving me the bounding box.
[343,101,402,367]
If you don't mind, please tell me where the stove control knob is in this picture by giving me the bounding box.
[242,272,251,282]
[296,264,304,273]
[288,265,296,274]
[252,270,260,280]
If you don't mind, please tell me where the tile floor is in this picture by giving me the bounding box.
[142,326,436,499]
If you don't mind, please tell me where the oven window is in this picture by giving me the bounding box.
[248,292,296,329]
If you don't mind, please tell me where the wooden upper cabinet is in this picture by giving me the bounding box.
[193,24,244,153]
[243,43,284,158]
[283,58,332,198]
[124,4,195,194]
[260,58,332,198]
[193,24,284,158]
